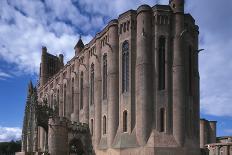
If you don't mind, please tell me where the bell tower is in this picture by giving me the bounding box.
[169,0,185,13]
[74,36,84,56]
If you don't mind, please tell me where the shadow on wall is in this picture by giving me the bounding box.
[201,148,209,155]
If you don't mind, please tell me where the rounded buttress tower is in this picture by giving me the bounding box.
[170,0,186,147]
[135,5,153,146]
[94,36,101,146]
[83,50,90,124]
[107,19,119,147]
[48,117,68,155]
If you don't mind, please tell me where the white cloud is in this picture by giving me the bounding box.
[0,0,93,75]
[185,0,232,117]
[0,126,21,142]
[0,70,12,80]
[77,0,168,18]
[0,0,169,75]
[199,35,232,117]
[0,71,11,78]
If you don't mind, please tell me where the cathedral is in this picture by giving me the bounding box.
[17,0,202,154]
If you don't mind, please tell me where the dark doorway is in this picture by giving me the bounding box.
[69,138,85,155]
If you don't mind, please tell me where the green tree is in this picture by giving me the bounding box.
[0,140,21,153]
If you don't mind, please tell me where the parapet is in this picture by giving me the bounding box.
[68,121,89,133]
[137,4,152,14]
[49,116,89,133]
[108,19,118,27]
[152,4,172,12]
[209,121,217,123]
[118,10,136,19]
[200,118,207,123]
[48,116,69,127]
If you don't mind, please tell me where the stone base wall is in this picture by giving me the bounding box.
[15,152,26,155]
[15,152,42,155]
[95,147,201,155]
[16,146,201,155]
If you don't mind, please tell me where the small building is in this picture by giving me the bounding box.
[206,136,232,155]
[200,119,232,155]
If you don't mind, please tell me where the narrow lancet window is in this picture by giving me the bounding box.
[90,64,94,105]
[160,108,165,132]
[71,78,74,113]
[189,108,193,134]
[189,46,193,96]
[103,116,107,135]
[91,119,94,136]
[57,89,59,109]
[123,110,128,132]
[103,54,107,99]
[122,41,129,93]
[158,37,165,90]
[63,84,67,116]
[80,72,84,110]
[50,94,53,109]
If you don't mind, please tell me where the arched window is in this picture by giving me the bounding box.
[189,46,193,96]
[50,93,53,109]
[160,108,165,132]
[127,21,130,31]
[158,37,165,90]
[90,119,94,136]
[63,84,67,116]
[90,64,94,105]
[123,23,126,32]
[71,78,74,113]
[57,89,59,109]
[122,41,129,93]
[80,72,83,110]
[56,89,59,113]
[189,107,193,135]
[103,116,107,135]
[103,54,107,99]
[123,110,127,132]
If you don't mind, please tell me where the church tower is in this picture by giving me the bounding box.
[18,0,201,155]
[74,37,84,56]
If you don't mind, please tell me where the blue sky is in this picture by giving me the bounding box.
[0,0,232,142]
